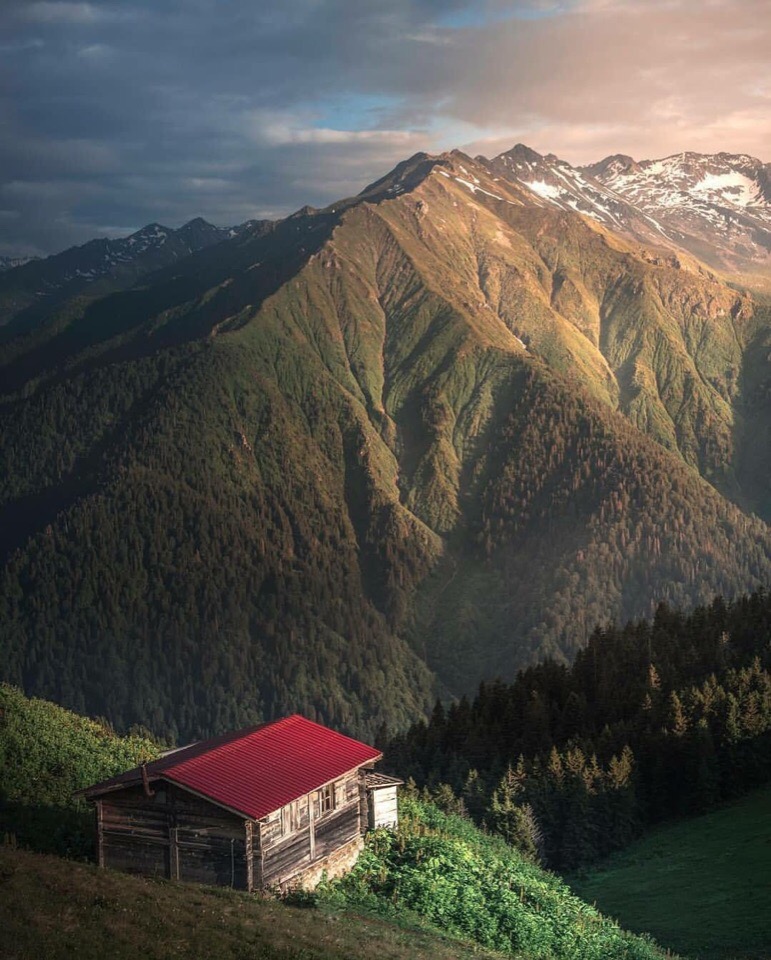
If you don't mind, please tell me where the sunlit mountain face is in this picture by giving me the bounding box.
[484,146,771,284]
[1,143,770,741]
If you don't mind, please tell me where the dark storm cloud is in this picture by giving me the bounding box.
[1,0,769,255]
[1,0,455,253]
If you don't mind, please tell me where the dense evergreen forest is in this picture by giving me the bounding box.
[385,589,771,870]
[2,152,771,743]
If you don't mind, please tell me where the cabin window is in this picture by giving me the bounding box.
[319,783,335,816]
[281,796,308,835]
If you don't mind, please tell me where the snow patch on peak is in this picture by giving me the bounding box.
[525,180,562,201]
[692,171,763,207]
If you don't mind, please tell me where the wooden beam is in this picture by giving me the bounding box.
[245,822,254,893]
[309,792,316,862]
[169,825,180,881]
[96,800,105,868]
[141,763,155,798]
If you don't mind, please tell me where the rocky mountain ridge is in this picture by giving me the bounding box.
[0,255,39,272]
[0,216,273,330]
[0,144,770,739]
[480,145,771,285]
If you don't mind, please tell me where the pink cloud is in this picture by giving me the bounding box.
[442,0,771,163]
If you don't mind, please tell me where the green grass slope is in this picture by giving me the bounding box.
[0,846,507,960]
[569,785,771,960]
[0,688,669,960]
[324,798,668,959]
[0,684,161,857]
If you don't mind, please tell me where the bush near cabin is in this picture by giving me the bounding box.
[0,683,160,857]
[322,797,668,960]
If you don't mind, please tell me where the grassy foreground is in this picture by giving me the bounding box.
[569,786,771,960]
[0,845,506,960]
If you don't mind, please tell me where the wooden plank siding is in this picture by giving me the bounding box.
[94,766,376,891]
[99,782,249,890]
[369,786,399,828]
[256,770,362,889]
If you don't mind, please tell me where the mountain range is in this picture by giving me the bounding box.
[0,217,276,336]
[490,145,771,288]
[1,145,770,741]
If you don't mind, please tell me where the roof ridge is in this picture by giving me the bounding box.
[77,714,383,821]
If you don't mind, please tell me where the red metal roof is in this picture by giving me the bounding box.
[82,715,382,821]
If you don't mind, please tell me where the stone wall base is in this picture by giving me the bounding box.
[281,836,364,892]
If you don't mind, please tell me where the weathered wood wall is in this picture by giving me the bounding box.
[257,770,362,889]
[98,783,248,890]
[96,768,371,892]
[369,786,399,828]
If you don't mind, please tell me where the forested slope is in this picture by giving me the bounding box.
[1,152,770,740]
[387,588,771,869]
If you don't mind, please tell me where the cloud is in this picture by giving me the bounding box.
[18,2,142,24]
[0,0,769,255]
[21,2,105,23]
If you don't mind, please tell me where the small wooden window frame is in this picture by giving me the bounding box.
[281,799,300,835]
[319,783,335,817]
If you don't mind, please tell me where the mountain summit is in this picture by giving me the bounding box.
[0,144,770,740]
[586,150,771,280]
[480,146,771,284]
[0,217,236,329]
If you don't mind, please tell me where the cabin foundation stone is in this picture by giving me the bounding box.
[281,836,364,892]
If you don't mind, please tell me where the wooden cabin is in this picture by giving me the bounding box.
[77,715,399,892]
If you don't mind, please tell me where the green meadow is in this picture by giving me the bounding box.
[569,785,771,960]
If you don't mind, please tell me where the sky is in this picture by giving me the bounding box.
[1,0,769,256]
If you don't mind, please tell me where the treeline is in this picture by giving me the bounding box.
[419,362,771,694]
[385,589,771,869]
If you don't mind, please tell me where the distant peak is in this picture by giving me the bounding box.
[290,204,319,218]
[498,143,544,164]
[180,217,215,229]
[357,151,447,203]
[582,154,638,178]
[132,222,170,237]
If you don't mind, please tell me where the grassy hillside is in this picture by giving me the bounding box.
[0,687,670,960]
[569,786,771,960]
[0,684,161,857]
[0,684,160,804]
[0,819,671,960]
[0,846,507,960]
[324,798,667,959]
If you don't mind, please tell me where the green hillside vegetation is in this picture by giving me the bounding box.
[569,785,771,960]
[0,688,670,960]
[0,683,161,805]
[387,589,771,870]
[322,798,667,960]
[0,684,161,857]
[1,151,770,739]
[0,846,506,960]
